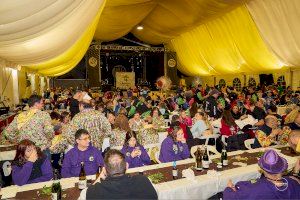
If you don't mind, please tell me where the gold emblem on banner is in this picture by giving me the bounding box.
[88,57,98,67]
[168,58,176,68]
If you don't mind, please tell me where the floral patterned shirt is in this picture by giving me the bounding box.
[152,116,165,129]
[129,119,143,131]
[71,109,111,149]
[255,127,290,147]
[2,109,54,150]
[110,128,126,147]
[255,130,275,147]
[50,123,78,153]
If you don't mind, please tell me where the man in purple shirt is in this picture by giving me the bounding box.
[223,149,300,199]
[61,129,104,178]
[159,125,190,163]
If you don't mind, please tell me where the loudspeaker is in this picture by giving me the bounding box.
[259,74,274,86]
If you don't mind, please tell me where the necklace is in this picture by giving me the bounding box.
[265,177,288,191]
[266,176,282,182]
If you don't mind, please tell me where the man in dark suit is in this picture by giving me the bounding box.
[85,149,158,200]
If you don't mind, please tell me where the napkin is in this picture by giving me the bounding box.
[182,168,195,180]
[232,162,247,167]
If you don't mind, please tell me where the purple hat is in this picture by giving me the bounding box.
[258,149,288,174]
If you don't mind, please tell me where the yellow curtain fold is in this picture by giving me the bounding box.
[94,1,156,41]
[24,1,105,76]
[170,6,283,76]
[247,0,300,66]
[0,0,105,65]
[96,0,248,44]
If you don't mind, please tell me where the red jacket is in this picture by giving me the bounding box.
[220,119,239,137]
[180,123,188,139]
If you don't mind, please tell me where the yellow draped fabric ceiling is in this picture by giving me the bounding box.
[0,0,299,76]
[95,0,248,44]
[170,6,282,76]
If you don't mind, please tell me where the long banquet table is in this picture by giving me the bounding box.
[0,146,299,200]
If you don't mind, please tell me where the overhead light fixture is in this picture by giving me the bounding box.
[136,25,144,30]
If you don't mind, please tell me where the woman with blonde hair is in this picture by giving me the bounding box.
[191,112,212,143]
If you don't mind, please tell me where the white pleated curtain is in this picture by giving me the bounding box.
[247,0,300,67]
[0,0,105,66]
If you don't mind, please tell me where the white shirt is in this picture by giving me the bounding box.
[191,120,208,139]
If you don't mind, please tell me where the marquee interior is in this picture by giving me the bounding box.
[0,0,299,77]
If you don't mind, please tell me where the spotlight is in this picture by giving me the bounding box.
[136,25,144,30]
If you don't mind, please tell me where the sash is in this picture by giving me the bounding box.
[17,109,38,130]
[296,141,300,153]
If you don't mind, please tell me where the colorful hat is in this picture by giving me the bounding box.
[258,149,288,174]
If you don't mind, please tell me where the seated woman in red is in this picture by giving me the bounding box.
[220,110,239,137]
[12,139,53,186]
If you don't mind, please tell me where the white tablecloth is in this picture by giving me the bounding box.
[1,146,298,200]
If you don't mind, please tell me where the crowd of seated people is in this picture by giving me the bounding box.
[0,83,300,199]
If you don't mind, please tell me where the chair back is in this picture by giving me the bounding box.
[244,138,255,150]
[154,149,161,164]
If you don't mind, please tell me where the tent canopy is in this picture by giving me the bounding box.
[0,0,299,76]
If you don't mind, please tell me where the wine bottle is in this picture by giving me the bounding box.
[221,147,228,166]
[172,161,178,180]
[51,169,62,200]
[195,147,202,170]
[202,146,210,169]
[78,162,87,190]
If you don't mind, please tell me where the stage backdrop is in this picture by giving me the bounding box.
[116,72,135,89]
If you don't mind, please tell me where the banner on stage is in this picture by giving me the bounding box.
[116,72,135,89]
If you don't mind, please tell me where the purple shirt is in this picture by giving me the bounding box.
[121,145,151,168]
[61,145,104,178]
[159,136,190,163]
[223,177,300,200]
[12,158,53,186]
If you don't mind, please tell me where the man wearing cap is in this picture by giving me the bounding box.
[223,149,300,199]
[204,89,220,119]
[71,94,111,150]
